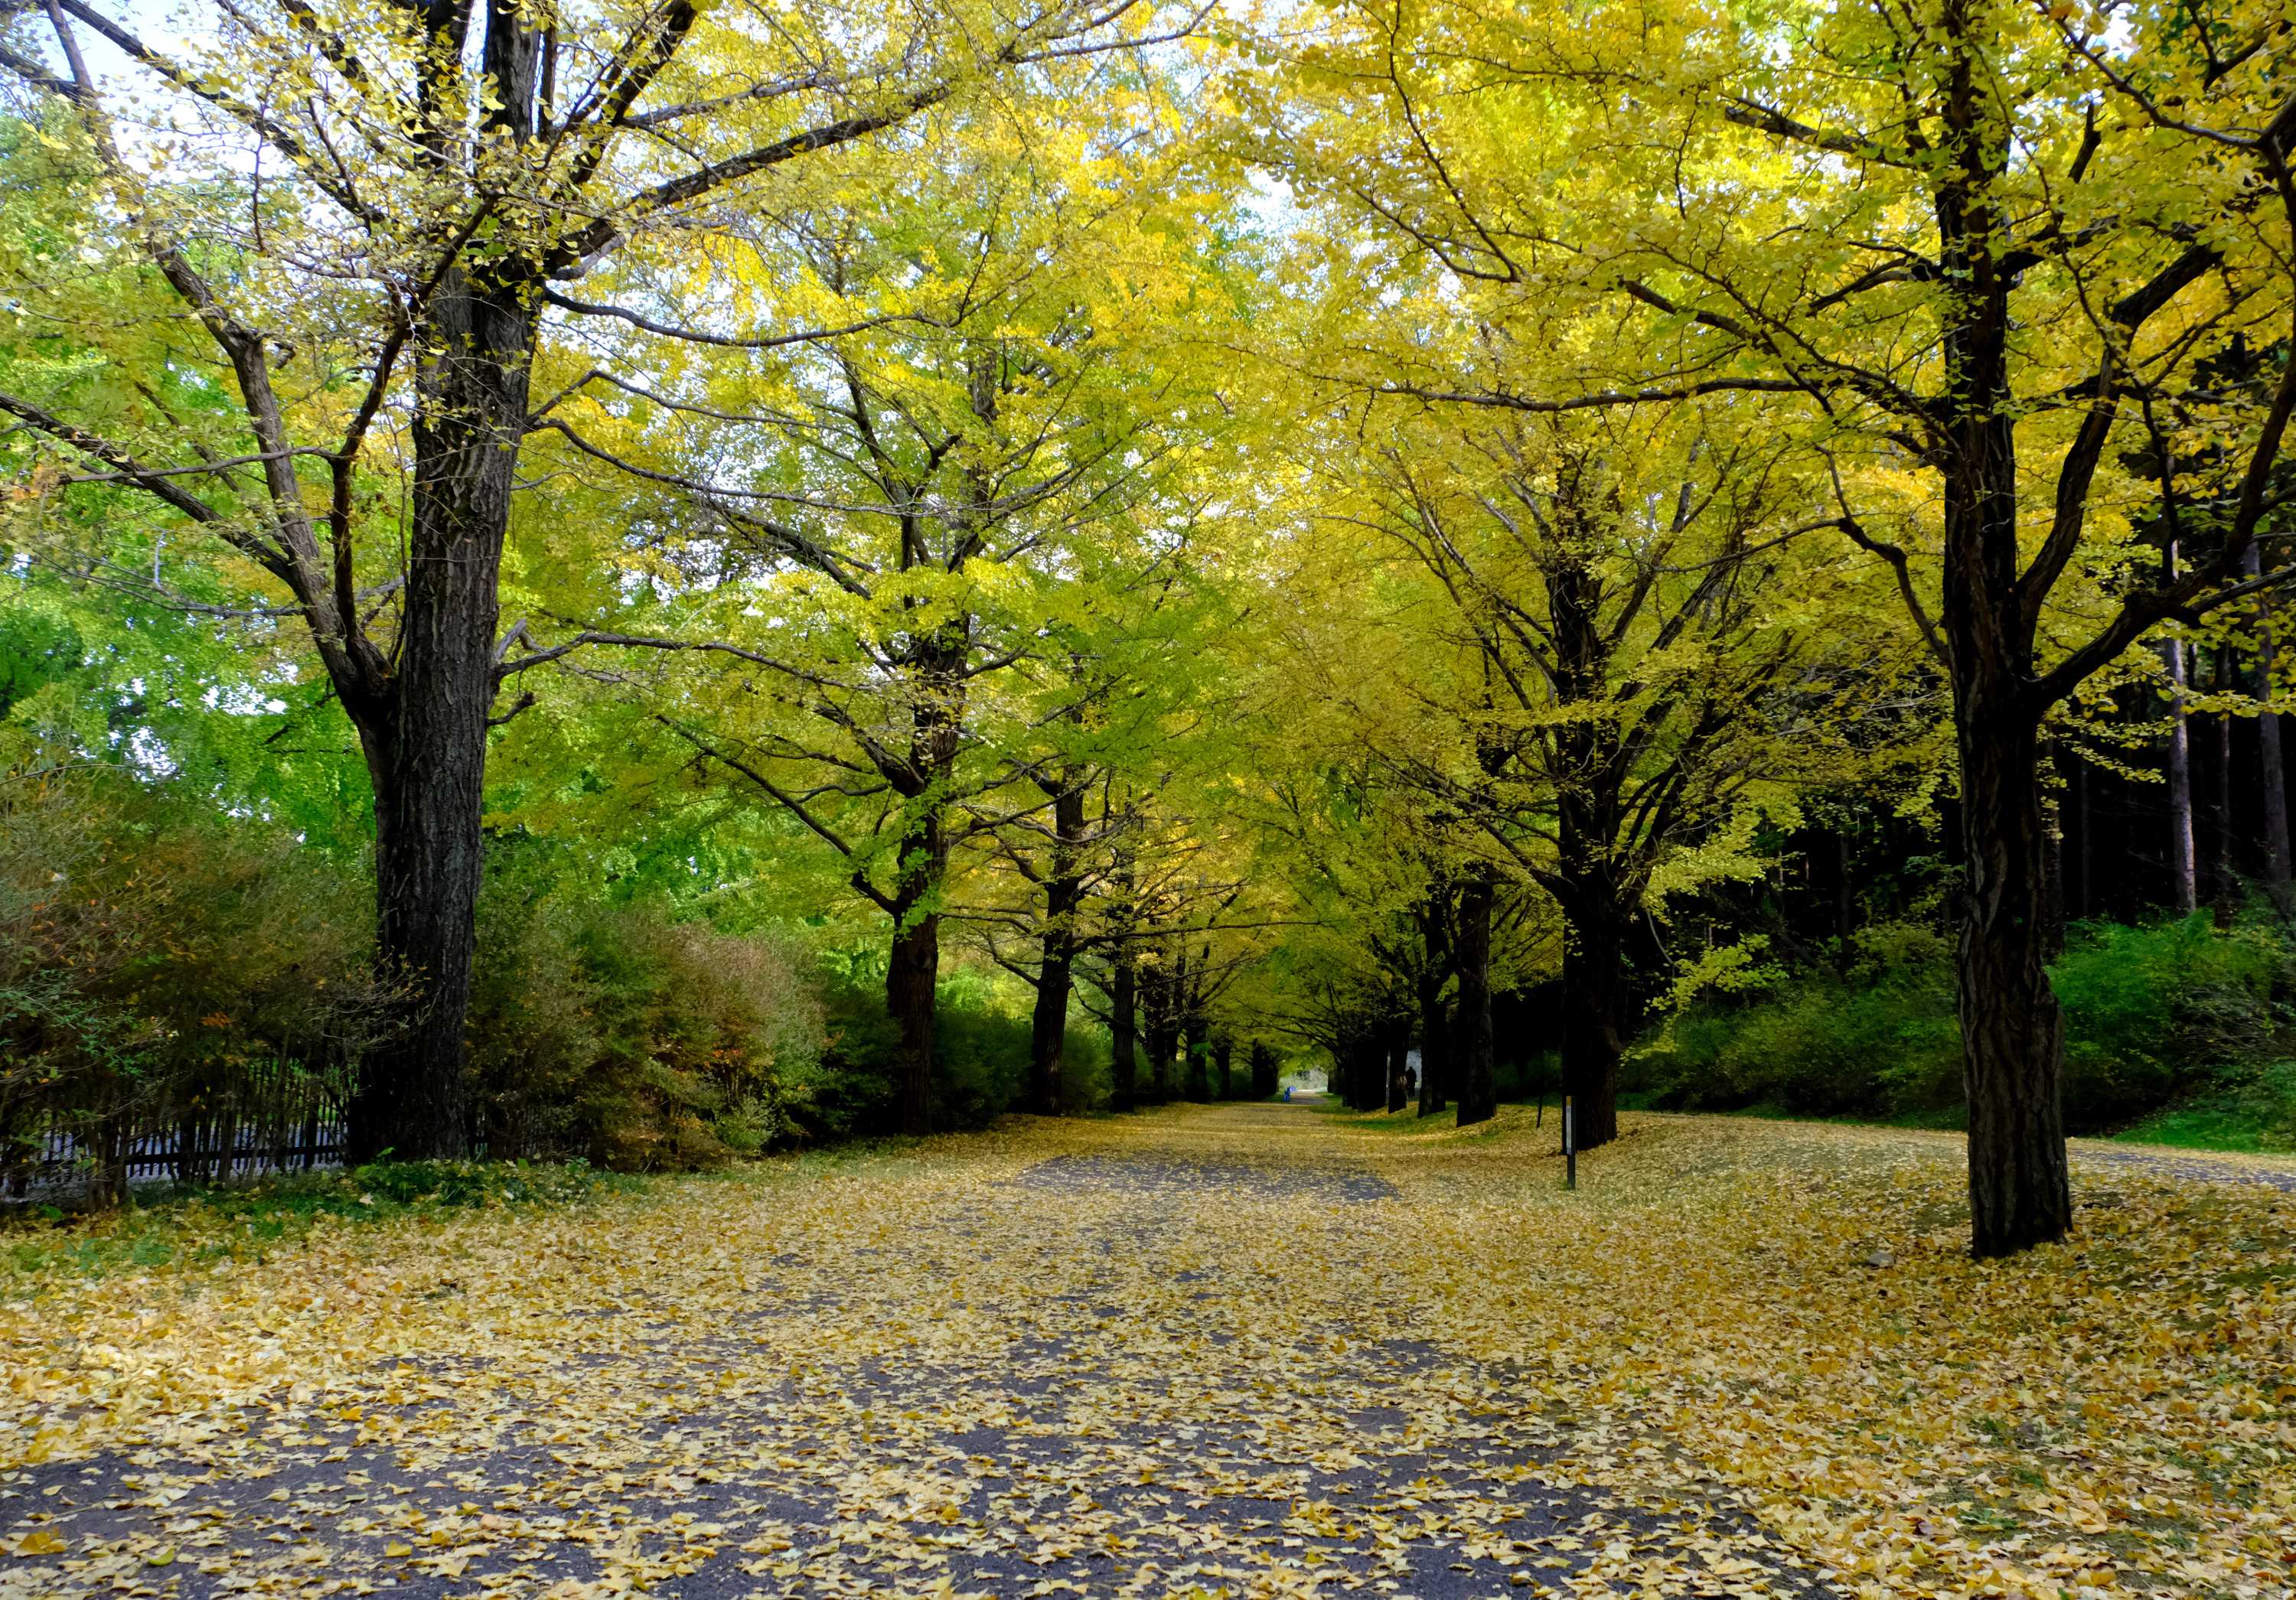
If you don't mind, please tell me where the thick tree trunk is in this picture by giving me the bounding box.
[1955,709,2072,1255]
[1027,938,1071,1116]
[1341,1032,1383,1109]
[1182,1002,1210,1100]
[1452,874,1497,1126]
[1027,780,1086,1116]
[885,798,950,1137]
[1554,788,1627,1149]
[2253,546,2292,886]
[1110,946,1140,1111]
[1415,975,1449,1117]
[1929,98,2073,1256]
[1937,381,2070,1253]
[878,625,964,1138]
[1557,897,1625,1148]
[1142,958,1177,1103]
[348,276,533,1164]
[1249,1040,1277,1098]
[2162,637,2197,913]
[1385,1021,1408,1112]
[887,900,940,1137]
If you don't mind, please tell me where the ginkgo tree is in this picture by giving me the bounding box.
[0,0,1186,1159]
[1327,399,1923,1144]
[501,95,1253,1131]
[1250,0,2295,1253]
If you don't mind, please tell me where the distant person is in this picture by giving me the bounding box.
[1280,1085,1291,1102]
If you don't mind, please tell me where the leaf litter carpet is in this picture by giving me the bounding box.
[4,1106,2292,1600]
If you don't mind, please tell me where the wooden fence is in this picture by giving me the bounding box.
[2,1061,352,1205]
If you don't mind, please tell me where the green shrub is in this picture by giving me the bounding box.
[797,957,1110,1135]
[2051,914,2285,1129]
[1629,949,1960,1119]
[468,859,826,1170]
[347,1158,621,1207]
[0,765,387,1198]
[1631,911,2295,1135]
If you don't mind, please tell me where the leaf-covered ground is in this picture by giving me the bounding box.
[2,1106,2291,1600]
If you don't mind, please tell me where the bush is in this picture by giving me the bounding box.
[347,1158,621,1208]
[1,767,1084,1198]
[1629,912,2293,1133]
[799,959,1110,1136]
[468,856,826,1170]
[2051,914,2285,1129]
[0,765,388,1198]
[0,771,837,1191]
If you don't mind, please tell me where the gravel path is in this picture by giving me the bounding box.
[2072,1143,2296,1193]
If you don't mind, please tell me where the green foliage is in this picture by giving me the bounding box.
[468,848,827,1171]
[804,962,1112,1136]
[0,769,850,1185]
[1629,914,2295,1139]
[2053,916,2288,1128]
[1,1158,634,1279]
[345,1158,628,1209]
[2112,1061,2296,1152]
[1632,964,1962,1119]
[0,764,386,1180]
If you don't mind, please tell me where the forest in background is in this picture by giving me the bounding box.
[1,0,2291,1254]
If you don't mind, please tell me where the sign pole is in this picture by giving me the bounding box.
[1564,1094,1576,1191]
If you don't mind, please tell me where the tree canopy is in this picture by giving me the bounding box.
[3,0,2291,1254]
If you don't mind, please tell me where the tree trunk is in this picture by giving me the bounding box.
[1955,708,2072,1256]
[1414,897,1450,1116]
[1142,956,1177,1103]
[1214,1036,1234,1100]
[1340,1032,1382,1109]
[1249,1040,1277,1098]
[2162,637,2197,914]
[1027,779,1086,1116]
[2252,546,2292,886]
[1928,94,2073,1256]
[1110,945,1140,1111]
[348,276,533,1164]
[1027,935,1071,1116]
[1452,873,1497,1126]
[1415,976,1449,1116]
[1936,376,2071,1253]
[1182,999,1210,1100]
[885,803,948,1137]
[887,901,940,1137]
[1558,901,1623,1149]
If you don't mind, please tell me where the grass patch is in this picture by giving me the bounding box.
[0,1158,638,1281]
[2112,1076,2296,1153]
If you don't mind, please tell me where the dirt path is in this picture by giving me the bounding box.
[1,1107,1831,1600]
